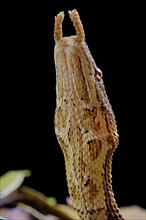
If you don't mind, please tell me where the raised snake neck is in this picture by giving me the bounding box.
[54,9,125,220]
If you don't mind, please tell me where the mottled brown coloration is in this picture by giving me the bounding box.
[54,9,125,220]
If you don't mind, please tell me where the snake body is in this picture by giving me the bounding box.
[54,9,124,220]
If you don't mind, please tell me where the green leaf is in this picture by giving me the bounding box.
[0,170,31,199]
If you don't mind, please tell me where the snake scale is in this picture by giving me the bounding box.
[54,9,125,220]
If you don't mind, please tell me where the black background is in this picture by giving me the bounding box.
[1,1,145,209]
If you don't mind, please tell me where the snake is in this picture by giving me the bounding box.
[54,9,125,220]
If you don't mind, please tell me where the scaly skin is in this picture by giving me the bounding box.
[54,9,125,220]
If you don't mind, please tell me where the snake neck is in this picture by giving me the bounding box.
[104,149,125,220]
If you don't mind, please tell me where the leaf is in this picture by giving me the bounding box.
[17,203,57,220]
[18,186,78,220]
[56,204,79,220]
[0,170,31,199]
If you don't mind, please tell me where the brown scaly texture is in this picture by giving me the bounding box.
[54,9,125,220]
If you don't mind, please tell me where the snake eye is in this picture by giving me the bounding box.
[95,68,103,80]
